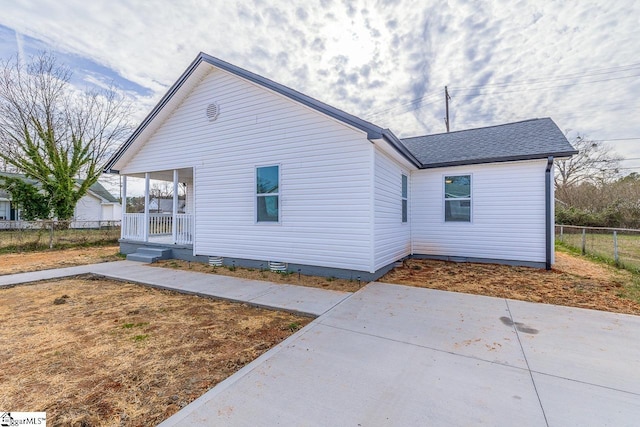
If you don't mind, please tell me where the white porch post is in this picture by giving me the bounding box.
[172,169,178,244]
[121,175,127,239]
[144,172,150,242]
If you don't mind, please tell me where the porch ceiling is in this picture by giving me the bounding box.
[125,168,193,182]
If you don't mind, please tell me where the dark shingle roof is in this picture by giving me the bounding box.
[401,118,578,168]
[82,180,119,203]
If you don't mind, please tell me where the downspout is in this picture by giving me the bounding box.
[545,156,554,270]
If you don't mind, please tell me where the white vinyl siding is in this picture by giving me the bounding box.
[101,204,122,221]
[374,148,411,270]
[121,67,373,271]
[185,183,194,214]
[411,160,547,263]
[73,194,102,223]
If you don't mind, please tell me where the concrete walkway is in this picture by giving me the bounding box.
[2,262,639,425]
[0,261,350,317]
[161,283,640,427]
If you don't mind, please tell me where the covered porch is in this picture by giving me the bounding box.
[120,168,194,246]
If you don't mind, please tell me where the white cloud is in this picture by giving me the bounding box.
[1,0,639,166]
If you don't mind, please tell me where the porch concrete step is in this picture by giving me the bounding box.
[126,247,172,263]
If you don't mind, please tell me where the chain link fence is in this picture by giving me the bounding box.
[0,220,121,252]
[556,224,640,272]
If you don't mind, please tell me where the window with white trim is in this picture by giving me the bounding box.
[444,175,471,222]
[256,165,279,222]
[401,174,408,223]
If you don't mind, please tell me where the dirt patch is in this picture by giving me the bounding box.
[0,246,121,275]
[380,252,640,315]
[0,277,309,426]
[155,251,640,315]
[153,259,363,293]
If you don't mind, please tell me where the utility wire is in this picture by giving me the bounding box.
[365,91,441,118]
[365,62,640,121]
[450,73,640,99]
[451,62,640,91]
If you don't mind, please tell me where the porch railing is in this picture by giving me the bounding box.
[122,213,144,241]
[175,214,193,245]
[149,213,172,236]
[122,213,193,245]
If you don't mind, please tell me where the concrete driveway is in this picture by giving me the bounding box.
[161,282,640,427]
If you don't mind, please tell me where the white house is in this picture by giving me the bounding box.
[71,180,122,228]
[148,197,186,214]
[0,173,121,228]
[104,53,577,279]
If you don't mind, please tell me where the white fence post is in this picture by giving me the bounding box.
[613,230,619,265]
[581,228,586,255]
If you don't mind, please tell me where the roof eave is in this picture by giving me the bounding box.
[379,130,422,168]
[419,150,578,169]
[103,54,208,173]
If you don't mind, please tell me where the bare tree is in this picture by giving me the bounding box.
[149,181,173,199]
[0,52,132,220]
[555,134,622,204]
[149,181,186,199]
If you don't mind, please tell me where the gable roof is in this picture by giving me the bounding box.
[401,118,578,168]
[104,53,575,172]
[104,52,421,172]
[0,172,36,200]
[78,179,119,203]
[0,172,118,203]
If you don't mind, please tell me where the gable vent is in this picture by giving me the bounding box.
[206,102,220,122]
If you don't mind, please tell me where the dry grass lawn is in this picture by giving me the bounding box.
[0,245,121,275]
[0,277,309,426]
[2,243,639,425]
[381,252,640,315]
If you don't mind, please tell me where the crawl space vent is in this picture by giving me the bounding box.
[208,256,223,267]
[269,261,287,273]
[206,102,220,122]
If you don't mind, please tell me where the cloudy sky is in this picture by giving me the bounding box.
[1,0,640,175]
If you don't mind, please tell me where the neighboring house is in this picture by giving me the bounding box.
[148,197,186,214]
[104,53,577,279]
[71,179,122,228]
[0,173,38,221]
[0,172,121,228]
